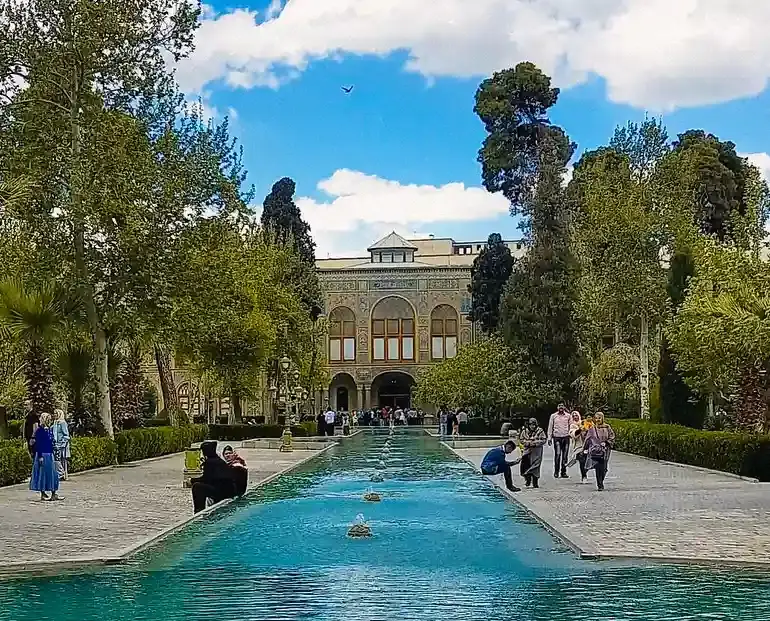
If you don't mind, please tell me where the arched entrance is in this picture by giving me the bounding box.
[328,372,357,412]
[371,371,415,409]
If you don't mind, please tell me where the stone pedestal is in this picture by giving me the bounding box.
[183,449,202,488]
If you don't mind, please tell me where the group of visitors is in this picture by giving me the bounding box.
[190,442,248,513]
[438,408,469,437]
[316,406,424,436]
[483,404,615,492]
[23,403,71,501]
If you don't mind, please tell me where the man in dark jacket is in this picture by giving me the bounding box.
[191,441,237,513]
[480,440,521,492]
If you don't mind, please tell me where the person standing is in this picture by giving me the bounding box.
[547,403,572,479]
[583,411,616,491]
[30,412,60,501]
[439,409,448,436]
[51,409,71,481]
[567,410,588,482]
[316,410,326,437]
[23,400,39,460]
[457,409,468,434]
[480,440,521,492]
[519,418,546,488]
[324,408,336,436]
[342,412,351,436]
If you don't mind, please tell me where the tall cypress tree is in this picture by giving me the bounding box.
[468,233,514,333]
[261,177,316,265]
[475,63,581,397]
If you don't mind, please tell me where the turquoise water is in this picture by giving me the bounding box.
[2,430,770,620]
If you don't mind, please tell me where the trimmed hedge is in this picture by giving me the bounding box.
[0,440,30,487]
[609,419,770,482]
[115,425,208,463]
[1,425,208,487]
[208,423,310,441]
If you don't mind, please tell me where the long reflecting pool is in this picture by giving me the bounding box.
[2,430,770,620]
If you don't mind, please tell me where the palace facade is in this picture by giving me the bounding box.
[316,232,525,413]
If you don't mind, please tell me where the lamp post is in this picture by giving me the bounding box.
[271,354,306,452]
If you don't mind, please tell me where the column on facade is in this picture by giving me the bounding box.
[358,386,366,411]
[322,388,330,411]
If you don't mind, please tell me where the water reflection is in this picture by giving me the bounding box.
[2,429,769,621]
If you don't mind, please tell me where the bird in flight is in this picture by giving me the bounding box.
[341,85,354,93]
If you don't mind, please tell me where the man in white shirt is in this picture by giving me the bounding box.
[324,409,336,436]
[547,403,572,479]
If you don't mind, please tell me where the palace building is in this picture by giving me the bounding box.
[316,232,525,412]
[143,231,525,421]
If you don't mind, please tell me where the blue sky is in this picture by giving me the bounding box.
[180,0,770,257]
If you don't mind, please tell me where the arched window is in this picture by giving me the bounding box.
[178,383,190,412]
[431,305,458,360]
[372,297,415,362]
[329,307,356,362]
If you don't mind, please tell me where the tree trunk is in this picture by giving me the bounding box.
[0,406,8,440]
[154,344,178,416]
[93,327,113,436]
[639,314,650,420]
[734,365,766,433]
[229,392,242,425]
[708,393,715,422]
[70,86,113,437]
[25,341,56,417]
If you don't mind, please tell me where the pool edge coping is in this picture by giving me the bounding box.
[443,443,770,569]
[0,443,338,580]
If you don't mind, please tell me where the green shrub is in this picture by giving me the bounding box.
[297,421,317,436]
[7,420,22,438]
[208,424,309,441]
[609,419,770,481]
[70,437,117,473]
[115,425,208,463]
[0,440,30,487]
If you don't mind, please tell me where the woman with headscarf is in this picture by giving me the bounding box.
[51,409,71,480]
[222,444,248,496]
[519,418,547,488]
[567,410,587,482]
[582,411,616,491]
[30,412,60,501]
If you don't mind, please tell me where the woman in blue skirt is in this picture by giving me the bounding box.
[30,412,61,501]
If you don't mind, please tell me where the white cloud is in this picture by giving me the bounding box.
[295,169,509,257]
[176,0,770,110]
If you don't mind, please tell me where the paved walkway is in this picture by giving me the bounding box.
[0,447,321,574]
[453,446,770,565]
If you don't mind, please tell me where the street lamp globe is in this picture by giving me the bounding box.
[292,368,301,383]
[280,356,291,371]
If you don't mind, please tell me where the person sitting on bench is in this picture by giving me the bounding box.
[480,440,521,492]
[191,441,237,513]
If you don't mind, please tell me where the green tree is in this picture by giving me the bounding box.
[475,63,580,397]
[0,280,74,417]
[571,122,670,419]
[467,233,514,332]
[0,0,200,436]
[474,62,561,216]
[261,177,316,265]
[499,126,581,395]
[414,335,558,413]
[667,240,770,432]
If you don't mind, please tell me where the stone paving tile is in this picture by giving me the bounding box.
[0,448,316,565]
[455,446,770,564]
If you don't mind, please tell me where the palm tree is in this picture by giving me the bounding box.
[702,284,770,432]
[0,280,71,417]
